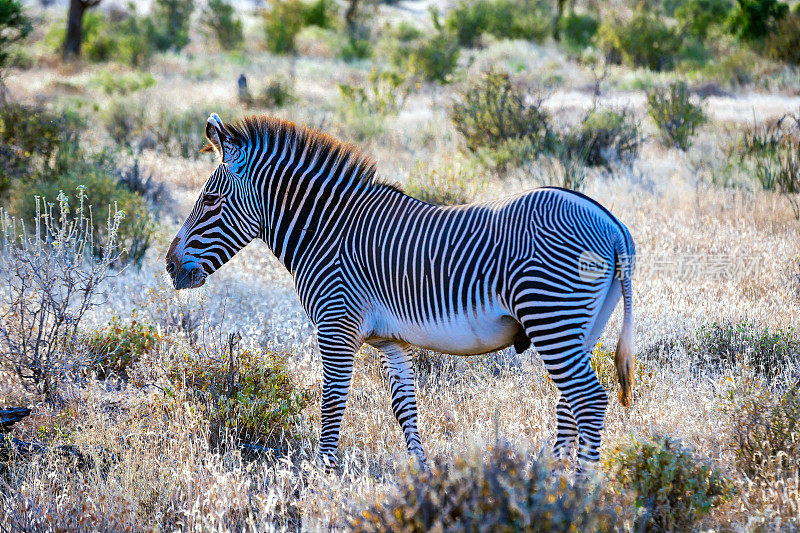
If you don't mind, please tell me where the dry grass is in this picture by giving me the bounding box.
[2,2,800,531]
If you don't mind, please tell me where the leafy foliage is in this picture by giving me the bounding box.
[647,82,706,150]
[85,314,161,379]
[202,0,244,50]
[562,108,641,168]
[691,320,799,381]
[166,343,311,448]
[351,443,618,532]
[726,383,800,483]
[559,12,598,52]
[728,0,788,41]
[264,0,335,54]
[404,157,486,205]
[338,68,415,115]
[241,75,296,108]
[0,0,31,68]
[605,435,733,532]
[675,0,733,40]
[598,10,682,71]
[444,0,550,48]
[764,13,800,65]
[451,68,552,159]
[149,0,195,52]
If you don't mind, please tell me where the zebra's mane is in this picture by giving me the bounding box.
[217,115,403,194]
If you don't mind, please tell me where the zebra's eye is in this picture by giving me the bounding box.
[202,193,221,206]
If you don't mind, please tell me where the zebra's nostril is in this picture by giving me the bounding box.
[166,261,177,275]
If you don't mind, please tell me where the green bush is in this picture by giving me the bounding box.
[647,81,706,150]
[153,109,210,159]
[450,68,552,165]
[691,321,800,380]
[404,157,485,205]
[89,70,156,96]
[0,0,31,68]
[85,314,161,378]
[166,345,311,448]
[764,13,800,65]
[562,108,641,168]
[338,68,414,115]
[605,435,733,532]
[738,113,800,216]
[264,0,335,54]
[444,0,550,48]
[351,443,618,532]
[675,0,733,40]
[104,100,147,148]
[387,9,459,83]
[726,383,800,482]
[243,75,295,108]
[339,37,372,61]
[559,12,598,52]
[149,0,194,51]
[0,101,82,198]
[728,0,788,41]
[598,10,682,71]
[202,0,244,50]
[9,156,155,266]
[78,10,155,67]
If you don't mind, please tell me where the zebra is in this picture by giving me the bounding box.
[165,114,636,468]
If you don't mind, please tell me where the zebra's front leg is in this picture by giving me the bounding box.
[317,325,360,468]
[372,340,427,465]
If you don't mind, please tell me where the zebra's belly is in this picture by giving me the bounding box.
[367,305,523,355]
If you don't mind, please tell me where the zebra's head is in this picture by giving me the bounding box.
[165,114,261,290]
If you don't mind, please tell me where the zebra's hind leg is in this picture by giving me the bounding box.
[371,340,427,465]
[317,323,361,468]
[554,395,579,460]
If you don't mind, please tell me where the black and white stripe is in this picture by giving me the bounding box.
[165,114,636,468]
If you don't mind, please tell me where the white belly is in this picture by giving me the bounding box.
[367,303,521,355]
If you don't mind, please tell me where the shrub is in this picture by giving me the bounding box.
[675,0,733,40]
[148,0,195,52]
[153,108,209,159]
[764,13,800,65]
[0,0,31,68]
[81,10,155,67]
[90,70,156,96]
[104,100,147,147]
[264,0,335,54]
[562,107,641,168]
[728,0,788,41]
[404,157,486,205]
[0,191,124,405]
[450,69,552,157]
[202,0,244,50]
[0,101,82,197]
[605,435,733,532]
[351,443,618,532]
[597,10,682,71]
[338,68,414,115]
[739,113,800,217]
[726,383,800,482]
[647,82,706,150]
[85,314,160,379]
[559,12,598,52]
[444,0,550,48]
[9,155,156,266]
[339,36,372,61]
[691,321,799,381]
[166,342,311,448]
[242,75,295,108]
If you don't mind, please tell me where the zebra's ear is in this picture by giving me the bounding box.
[204,113,234,161]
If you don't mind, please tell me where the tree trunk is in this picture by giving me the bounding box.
[344,0,359,37]
[553,0,566,41]
[63,0,87,60]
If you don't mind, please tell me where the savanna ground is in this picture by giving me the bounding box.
[1,0,800,530]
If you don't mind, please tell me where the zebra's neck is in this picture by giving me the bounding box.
[258,154,411,273]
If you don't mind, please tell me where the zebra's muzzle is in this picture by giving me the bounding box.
[168,263,206,290]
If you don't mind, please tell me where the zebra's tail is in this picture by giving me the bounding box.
[613,232,635,407]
